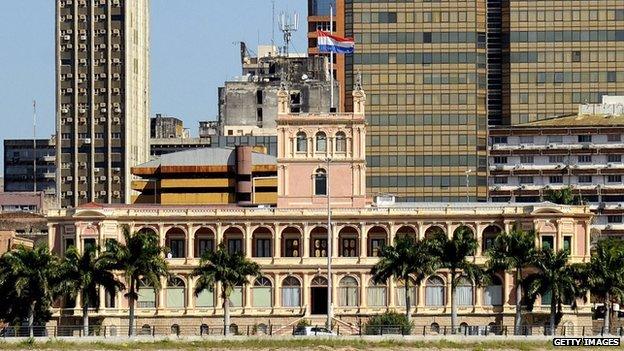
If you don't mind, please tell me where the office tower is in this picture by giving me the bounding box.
[4,138,56,195]
[503,3,624,125]
[312,0,488,202]
[56,0,150,207]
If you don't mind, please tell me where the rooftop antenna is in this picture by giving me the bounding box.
[32,99,37,194]
[278,11,299,56]
[271,0,276,47]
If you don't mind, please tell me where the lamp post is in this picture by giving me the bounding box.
[324,156,333,329]
[465,169,473,203]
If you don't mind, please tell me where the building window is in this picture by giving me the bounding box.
[255,238,271,258]
[83,238,96,252]
[541,236,555,250]
[425,276,445,306]
[549,176,563,184]
[197,239,213,257]
[493,156,507,164]
[607,155,622,163]
[196,287,214,307]
[167,239,185,258]
[548,135,563,143]
[563,236,572,254]
[519,136,533,143]
[367,281,387,307]
[284,239,300,257]
[607,175,622,183]
[369,238,385,257]
[281,276,301,307]
[166,277,185,308]
[457,277,474,306]
[335,132,347,152]
[608,215,623,224]
[311,238,328,257]
[315,132,327,152]
[338,276,359,307]
[491,136,507,144]
[541,289,552,306]
[484,276,502,306]
[65,238,75,251]
[252,277,272,308]
[296,132,307,152]
[494,177,508,184]
[578,135,592,143]
[341,238,357,257]
[227,239,243,255]
[520,156,534,163]
[137,279,156,308]
[549,155,565,163]
[607,134,621,142]
[578,155,592,163]
[314,169,327,196]
[229,286,243,307]
[519,176,534,184]
[578,175,592,183]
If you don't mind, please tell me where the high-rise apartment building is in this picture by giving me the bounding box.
[56,0,150,207]
[308,0,624,202]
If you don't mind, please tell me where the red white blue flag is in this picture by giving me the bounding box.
[317,30,355,54]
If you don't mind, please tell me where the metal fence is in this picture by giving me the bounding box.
[1,324,622,338]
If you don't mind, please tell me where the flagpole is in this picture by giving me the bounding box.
[330,5,334,112]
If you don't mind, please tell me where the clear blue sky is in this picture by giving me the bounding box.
[0,0,307,172]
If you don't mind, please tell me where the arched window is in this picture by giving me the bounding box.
[141,324,151,335]
[338,276,359,307]
[430,322,440,334]
[367,280,387,307]
[459,322,469,335]
[252,277,272,308]
[281,276,301,307]
[137,278,156,308]
[314,169,327,196]
[196,286,215,307]
[200,324,209,336]
[170,324,180,335]
[229,286,243,307]
[425,276,445,306]
[316,132,327,152]
[457,276,474,306]
[335,132,346,152]
[484,275,503,306]
[166,277,186,308]
[296,132,307,152]
[424,226,445,240]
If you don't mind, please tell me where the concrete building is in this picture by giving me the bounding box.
[218,43,335,137]
[149,138,212,158]
[489,98,624,238]
[0,192,50,214]
[46,84,594,332]
[3,138,56,195]
[198,121,218,139]
[131,146,277,206]
[210,135,278,157]
[151,114,188,139]
[56,0,150,208]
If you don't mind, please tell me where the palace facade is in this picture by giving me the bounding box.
[45,85,595,333]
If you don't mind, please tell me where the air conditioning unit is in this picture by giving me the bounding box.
[112,44,120,51]
[78,108,86,114]
[100,176,106,181]
[113,117,120,123]
[79,191,87,197]
[112,29,120,36]
[63,35,70,40]
[100,191,107,196]
[79,176,86,182]
[66,87,73,93]
[113,191,120,197]
[99,88,106,93]
[114,108,122,113]
[112,73,120,80]
[94,168,101,172]
[84,138,91,144]
[100,108,107,113]
[80,35,87,41]
[66,117,73,123]
[79,117,86,123]
[67,191,73,196]
[113,176,120,182]
[112,58,121,64]
[67,73,73,78]
[79,58,87,64]
[112,88,120,94]
[99,14,106,20]
[61,108,68,114]
[100,117,107,122]
[66,176,73,181]
[79,44,86,50]
[112,167,121,172]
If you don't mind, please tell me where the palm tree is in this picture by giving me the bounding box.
[104,226,169,336]
[191,243,261,335]
[544,187,580,205]
[427,226,483,333]
[584,238,624,333]
[0,244,60,337]
[524,249,585,335]
[486,227,537,335]
[370,236,439,324]
[57,246,125,336]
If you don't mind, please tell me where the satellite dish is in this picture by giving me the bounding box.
[302,74,309,81]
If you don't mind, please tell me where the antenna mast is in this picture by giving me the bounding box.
[271,0,276,47]
[278,11,299,56]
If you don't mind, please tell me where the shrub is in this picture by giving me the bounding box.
[296,319,311,328]
[364,312,413,335]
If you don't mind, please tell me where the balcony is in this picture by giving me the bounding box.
[43,155,56,162]
[44,172,55,179]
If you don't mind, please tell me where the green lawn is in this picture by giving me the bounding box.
[0,338,590,351]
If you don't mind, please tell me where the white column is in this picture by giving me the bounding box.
[274,226,282,258]
[186,277,194,311]
[245,223,253,258]
[359,222,367,258]
[187,224,194,259]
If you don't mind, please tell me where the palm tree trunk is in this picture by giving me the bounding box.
[404,278,411,323]
[128,278,135,337]
[82,297,89,336]
[604,293,611,334]
[451,278,457,334]
[514,269,523,335]
[28,301,36,338]
[549,293,557,336]
[223,293,231,336]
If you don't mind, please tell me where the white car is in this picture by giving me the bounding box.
[293,326,337,336]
